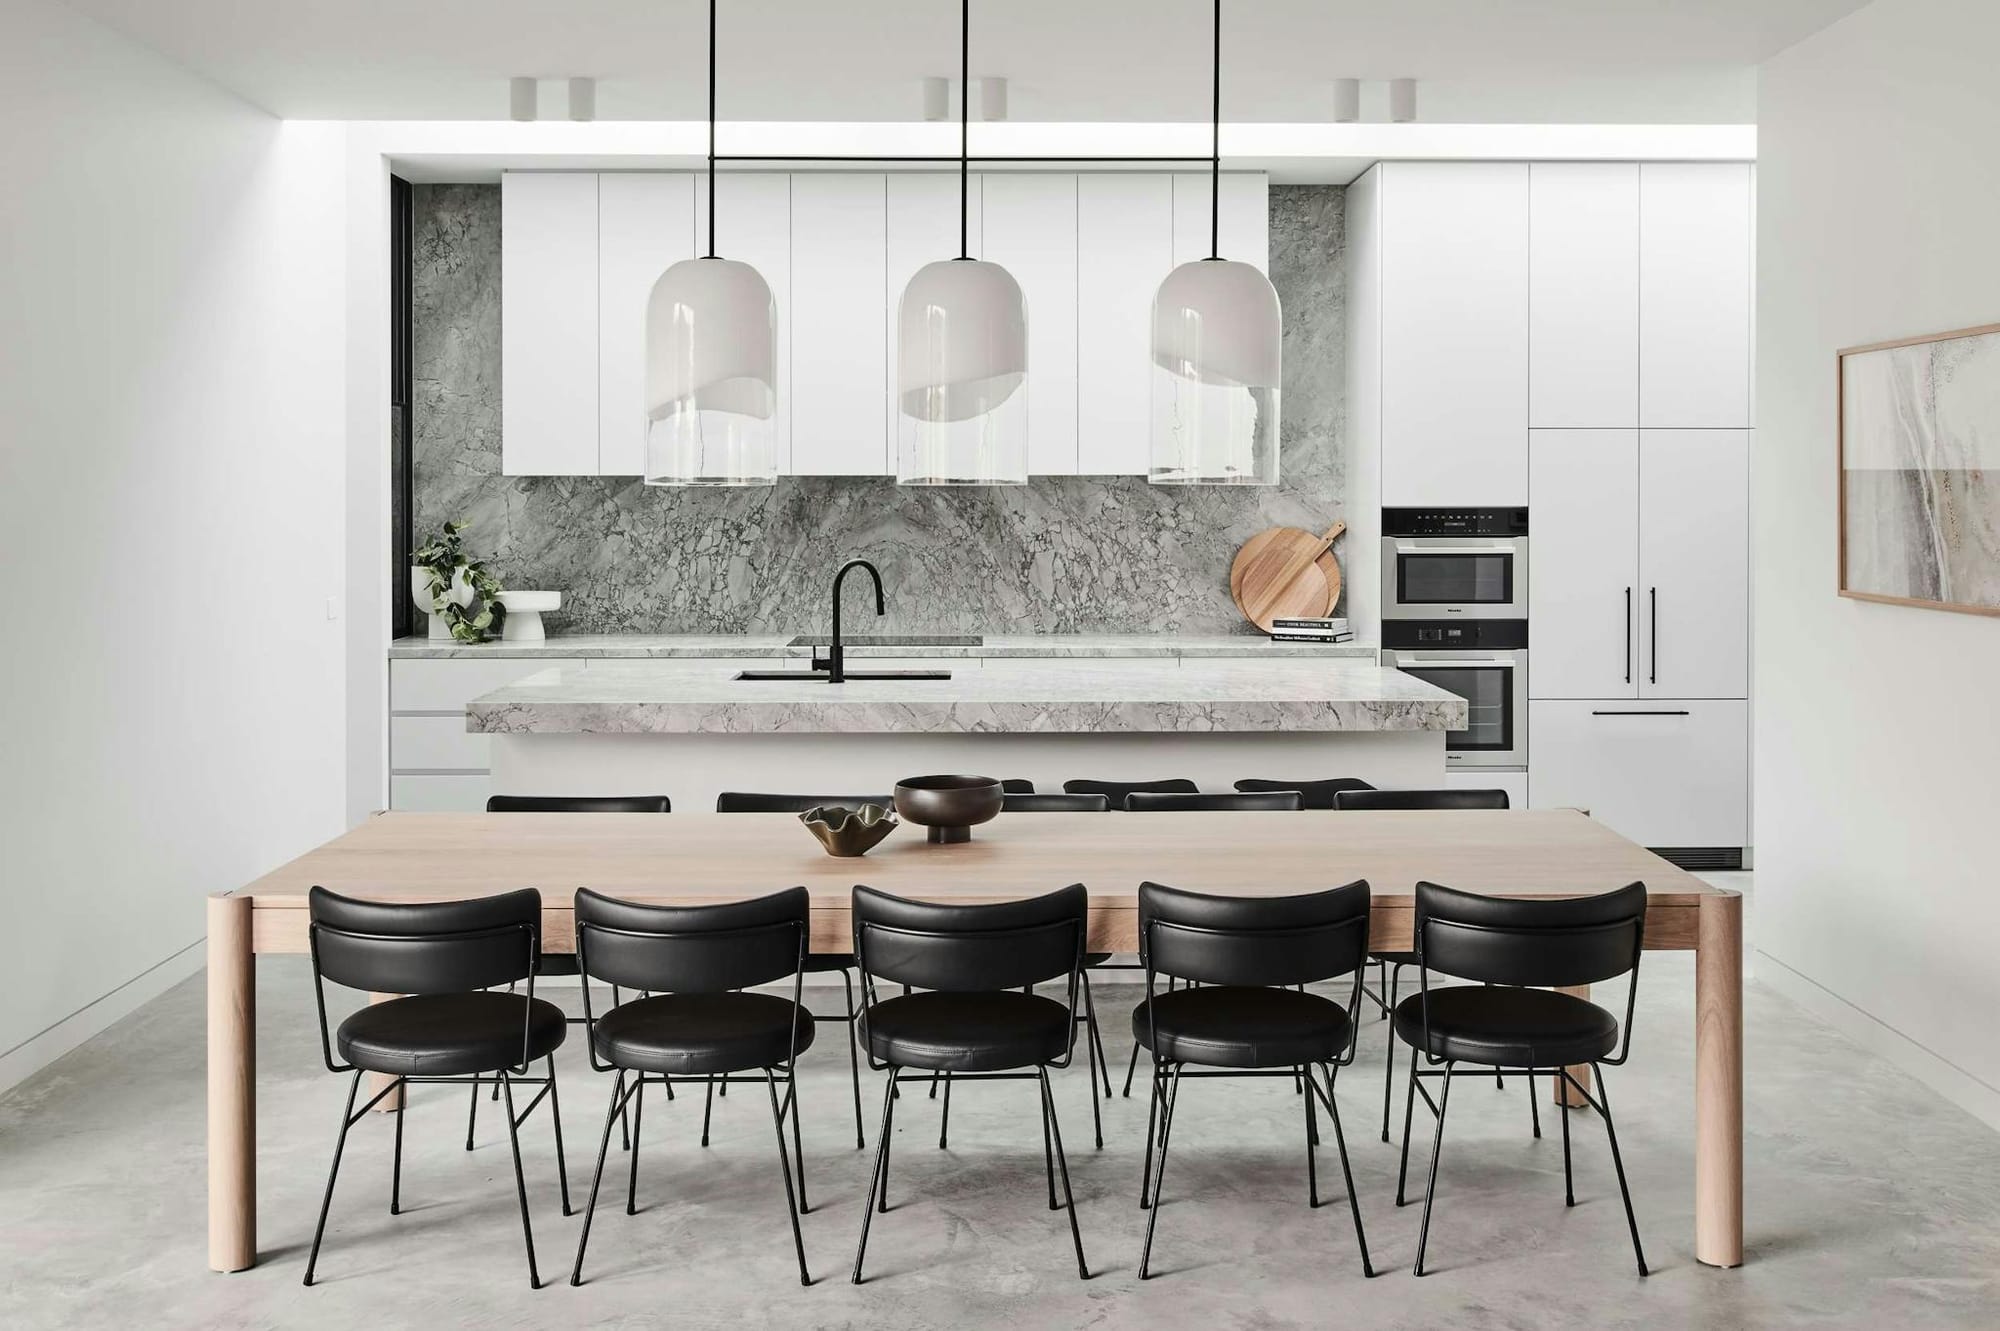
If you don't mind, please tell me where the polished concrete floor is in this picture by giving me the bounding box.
[3,952,1999,1330]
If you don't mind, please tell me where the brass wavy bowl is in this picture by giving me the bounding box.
[894,775,1005,844]
[799,803,899,858]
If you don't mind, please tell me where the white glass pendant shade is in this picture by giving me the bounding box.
[644,257,778,486]
[1149,257,1282,485]
[896,258,1029,485]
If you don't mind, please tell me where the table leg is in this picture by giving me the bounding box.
[1553,985,1593,1107]
[207,894,255,1272]
[1696,891,1744,1267]
[368,994,405,1112]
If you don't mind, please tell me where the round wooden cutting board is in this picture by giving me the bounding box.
[1229,522,1346,632]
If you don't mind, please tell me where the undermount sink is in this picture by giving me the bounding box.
[786,634,982,647]
[735,669,953,682]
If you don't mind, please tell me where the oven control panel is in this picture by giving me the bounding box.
[1381,507,1529,537]
[1381,619,1529,650]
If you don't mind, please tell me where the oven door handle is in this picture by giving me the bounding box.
[1392,542,1516,556]
[1388,656,1515,667]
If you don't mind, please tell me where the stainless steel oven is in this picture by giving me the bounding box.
[1382,620,1528,769]
[1381,507,1529,621]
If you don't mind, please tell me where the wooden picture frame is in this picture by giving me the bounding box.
[1837,321,2000,617]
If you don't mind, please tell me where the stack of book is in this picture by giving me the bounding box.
[1268,616,1353,644]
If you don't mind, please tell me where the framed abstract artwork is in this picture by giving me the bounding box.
[1838,322,2000,617]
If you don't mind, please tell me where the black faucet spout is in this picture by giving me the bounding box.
[828,558,886,683]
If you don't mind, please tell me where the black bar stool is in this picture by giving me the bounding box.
[849,883,1092,1284]
[1125,790,1304,812]
[303,887,570,1288]
[1395,879,1650,1277]
[1234,776,1376,809]
[1130,880,1376,1279]
[568,886,815,1286]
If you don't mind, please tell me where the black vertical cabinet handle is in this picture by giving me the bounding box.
[1623,587,1632,685]
[1649,587,1658,685]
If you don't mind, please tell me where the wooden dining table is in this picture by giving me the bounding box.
[205,808,1742,1273]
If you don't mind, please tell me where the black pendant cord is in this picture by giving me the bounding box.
[704,0,718,259]
[1209,0,1221,260]
[958,0,970,260]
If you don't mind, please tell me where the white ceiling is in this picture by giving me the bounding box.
[71,0,1865,123]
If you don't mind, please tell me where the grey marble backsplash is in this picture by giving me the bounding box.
[411,182,1346,635]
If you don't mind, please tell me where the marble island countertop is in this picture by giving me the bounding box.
[465,659,1463,736]
[392,633,1376,661]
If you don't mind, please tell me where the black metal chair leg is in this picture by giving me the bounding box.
[1038,1066,1090,1280]
[1137,1062,1183,1279]
[1528,1066,1542,1139]
[938,1071,953,1149]
[929,1069,941,1100]
[840,968,865,1149]
[390,1086,406,1214]
[1079,975,1106,1148]
[702,1075,716,1147]
[1139,1052,1162,1208]
[1591,1066,1650,1277]
[765,1069,813,1286]
[786,1072,809,1214]
[466,1074,480,1151]
[303,1070,363,1286]
[626,1076,646,1215]
[545,1054,572,1215]
[1411,1062,1456,1277]
[1041,1073,1058,1210]
[878,1073,897,1214]
[1381,963,1401,1143]
[1121,1040,1141,1098]
[1395,1059,1421,1205]
[1321,1062,1376,1277]
[1081,970,1112,1098]
[851,1070,900,1284]
[569,1071,629,1286]
[1304,1063,1320,1207]
[1559,1072,1576,1206]
[497,1070,542,1289]
[1304,1066,1320,1146]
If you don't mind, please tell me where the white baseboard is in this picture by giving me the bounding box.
[0,938,205,1096]
[1755,948,2000,1134]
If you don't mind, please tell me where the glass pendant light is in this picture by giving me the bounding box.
[1149,0,1281,485]
[896,0,1029,485]
[645,0,778,487]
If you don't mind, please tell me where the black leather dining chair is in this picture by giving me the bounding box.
[716,792,892,1151]
[1061,777,1198,805]
[304,887,570,1288]
[849,883,1092,1283]
[1002,792,1110,812]
[1234,776,1376,810]
[1330,786,1518,1141]
[1394,879,1650,1277]
[1131,880,1376,1279]
[568,887,815,1287]
[1001,778,1036,794]
[1126,790,1305,812]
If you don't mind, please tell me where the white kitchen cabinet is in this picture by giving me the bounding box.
[980,174,1078,475]
[1639,429,1749,698]
[502,173,599,476]
[1529,429,1640,698]
[390,714,491,771]
[1639,164,1752,428]
[389,658,585,713]
[1529,699,1748,849]
[695,172,792,470]
[1171,172,1268,271]
[1379,162,1530,506]
[887,173,982,451]
[1077,173,1174,475]
[790,174,889,475]
[1529,164,1638,428]
[597,174,696,476]
[389,657,588,810]
[390,775,494,813]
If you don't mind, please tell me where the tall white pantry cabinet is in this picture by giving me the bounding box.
[1349,160,1753,857]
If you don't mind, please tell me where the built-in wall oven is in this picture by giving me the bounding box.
[1382,620,1528,769]
[1381,507,1529,620]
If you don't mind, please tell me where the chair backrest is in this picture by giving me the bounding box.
[308,886,541,995]
[852,883,1087,993]
[1414,880,1646,988]
[715,791,893,813]
[1125,790,1304,812]
[1333,788,1510,811]
[1003,792,1111,812]
[574,887,808,994]
[1138,880,1370,987]
[1000,778,1036,794]
[1234,776,1375,810]
[1061,778,1199,803]
[486,794,671,813]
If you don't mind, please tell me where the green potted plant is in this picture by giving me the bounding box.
[410,520,506,643]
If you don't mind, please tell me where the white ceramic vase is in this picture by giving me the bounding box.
[410,565,474,641]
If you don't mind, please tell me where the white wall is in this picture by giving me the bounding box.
[1755,0,2000,1128]
[0,1,349,1089]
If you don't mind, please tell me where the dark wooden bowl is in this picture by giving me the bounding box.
[894,775,1005,844]
[799,804,898,858]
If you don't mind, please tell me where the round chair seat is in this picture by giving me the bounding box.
[865,991,1071,1072]
[336,991,567,1078]
[591,992,816,1076]
[1132,984,1352,1069]
[1392,986,1618,1068]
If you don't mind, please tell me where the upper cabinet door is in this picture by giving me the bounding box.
[1379,163,1529,506]
[1639,164,1752,428]
[695,173,792,470]
[502,173,599,476]
[1639,428,1749,699]
[597,175,695,477]
[981,174,1078,476]
[1528,429,1639,699]
[886,174,981,457]
[1077,174,1174,475]
[1171,172,1268,271]
[1529,163,1638,428]
[790,174,888,475]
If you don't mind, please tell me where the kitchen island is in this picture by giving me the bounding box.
[466,659,1464,807]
